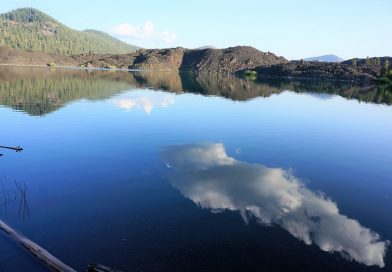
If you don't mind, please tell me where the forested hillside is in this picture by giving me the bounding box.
[0,8,139,54]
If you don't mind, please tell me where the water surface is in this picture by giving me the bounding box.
[1,66,392,271]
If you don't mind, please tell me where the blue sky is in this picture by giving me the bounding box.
[1,0,391,60]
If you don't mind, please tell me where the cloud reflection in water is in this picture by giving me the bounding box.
[112,91,174,114]
[162,143,389,267]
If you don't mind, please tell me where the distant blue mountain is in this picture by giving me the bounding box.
[304,55,344,63]
[195,45,218,50]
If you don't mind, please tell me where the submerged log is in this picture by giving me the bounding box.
[0,219,77,272]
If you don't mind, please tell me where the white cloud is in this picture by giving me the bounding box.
[163,143,390,268]
[161,30,177,43]
[109,21,176,44]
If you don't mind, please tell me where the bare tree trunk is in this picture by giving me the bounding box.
[0,219,77,272]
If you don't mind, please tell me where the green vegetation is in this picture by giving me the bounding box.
[241,70,257,80]
[385,60,390,69]
[107,65,117,70]
[376,70,392,89]
[0,8,139,55]
[384,60,390,75]
[352,58,357,67]
[47,62,56,67]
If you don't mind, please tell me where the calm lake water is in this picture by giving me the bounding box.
[1,66,392,272]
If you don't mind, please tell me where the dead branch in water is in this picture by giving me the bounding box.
[0,145,23,152]
[0,145,23,156]
[0,219,77,272]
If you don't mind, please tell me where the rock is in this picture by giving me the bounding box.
[129,47,185,71]
[0,45,389,84]
[180,46,288,73]
[252,61,377,83]
[71,46,288,73]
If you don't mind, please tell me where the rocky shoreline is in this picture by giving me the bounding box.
[0,45,286,72]
[72,46,288,73]
[250,58,391,84]
[0,46,390,84]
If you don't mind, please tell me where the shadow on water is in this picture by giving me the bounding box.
[0,66,391,116]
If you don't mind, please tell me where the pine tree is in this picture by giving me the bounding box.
[352,58,357,67]
[0,8,138,55]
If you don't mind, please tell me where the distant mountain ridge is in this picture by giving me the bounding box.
[195,45,217,50]
[0,8,139,54]
[304,55,344,63]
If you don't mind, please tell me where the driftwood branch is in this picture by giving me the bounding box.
[0,219,77,272]
[0,145,23,152]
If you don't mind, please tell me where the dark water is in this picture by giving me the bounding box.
[1,66,392,272]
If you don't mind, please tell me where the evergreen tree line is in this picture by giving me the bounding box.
[0,8,139,55]
[351,57,391,75]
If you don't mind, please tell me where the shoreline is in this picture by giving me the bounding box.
[0,63,379,85]
[0,63,141,72]
[1,46,389,83]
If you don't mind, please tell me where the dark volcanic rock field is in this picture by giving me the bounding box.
[1,45,390,83]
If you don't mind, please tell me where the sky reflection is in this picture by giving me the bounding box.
[163,143,389,267]
[111,91,175,114]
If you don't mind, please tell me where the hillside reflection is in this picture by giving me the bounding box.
[0,66,391,116]
[162,143,389,268]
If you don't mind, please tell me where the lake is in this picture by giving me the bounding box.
[0,66,391,272]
